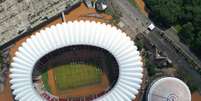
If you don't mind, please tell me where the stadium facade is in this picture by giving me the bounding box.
[10,21,143,101]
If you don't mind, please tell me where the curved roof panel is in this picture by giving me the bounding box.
[10,21,143,101]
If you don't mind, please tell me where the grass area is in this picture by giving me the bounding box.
[53,64,101,91]
[42,71,51,92]
[174,24,182,32]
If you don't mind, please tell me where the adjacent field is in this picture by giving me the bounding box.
[53,64,101,91]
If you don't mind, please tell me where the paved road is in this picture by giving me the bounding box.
[110,0,150,37]
[164,27,201,70]
[111,0,201,70]
[111,0,201,88]
[146,30,201,87]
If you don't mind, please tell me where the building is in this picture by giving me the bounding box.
[147,77,191,101]
[10,21,143,101]
[0,0,81,46]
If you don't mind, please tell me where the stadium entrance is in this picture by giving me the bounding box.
[32,45,119,101]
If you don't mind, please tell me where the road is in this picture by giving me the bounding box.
[110,0,150,37]
[110,0,201,88]
[164,27,201,70]
[146,30,201,87]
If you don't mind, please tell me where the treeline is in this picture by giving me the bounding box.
[145,0,201,58]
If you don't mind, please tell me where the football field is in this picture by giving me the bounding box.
[53,64,101,91]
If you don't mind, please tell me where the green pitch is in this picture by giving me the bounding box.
[53,64,101,91]
[42,71,51,92]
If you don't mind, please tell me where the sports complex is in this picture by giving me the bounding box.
[33,45,119,98]
[0,0,198,101]
[10,21,143,101]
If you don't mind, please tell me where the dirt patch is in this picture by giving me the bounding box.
[0,76,13,101]
[134,0,148,16]
[64,3,112,22]
[192,92,201,101]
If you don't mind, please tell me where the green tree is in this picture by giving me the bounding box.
[178,22,194,45]
[179,5,193,23]
[145,0,183,26]
[145,0,201,58]
[191,31,201,58]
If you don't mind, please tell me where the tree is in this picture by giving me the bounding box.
[191,31,201,58]
[145,0,201,59]
[179,5,193,24]
[191,5,201,27]
[178,22,194,45]
[145,0,183,26]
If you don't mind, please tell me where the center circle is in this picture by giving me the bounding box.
[32,45,119,100]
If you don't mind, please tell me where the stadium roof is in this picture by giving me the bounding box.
[147,77,191,101]
[10,21,143,101]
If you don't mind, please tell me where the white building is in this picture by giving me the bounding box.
[10,21,143,101]
[147,77,191,101]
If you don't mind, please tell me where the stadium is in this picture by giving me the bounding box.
[10,21,143,101]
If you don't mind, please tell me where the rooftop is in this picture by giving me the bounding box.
[0,0,80,46]
[147,77,191,101]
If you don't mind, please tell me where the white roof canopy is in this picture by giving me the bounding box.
[10,21,143,101]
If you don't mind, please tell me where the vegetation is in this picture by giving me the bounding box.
[144,55,158,77]
[176,68,199,92]
[145,0,201,58]
[53,64,101,90]
[135,38,144,51]
[135,36,158,76]
[174,24,182,32]
[105,2,122,25]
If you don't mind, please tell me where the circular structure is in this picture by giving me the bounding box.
[10,21,143,101]
[147,77,191,101]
